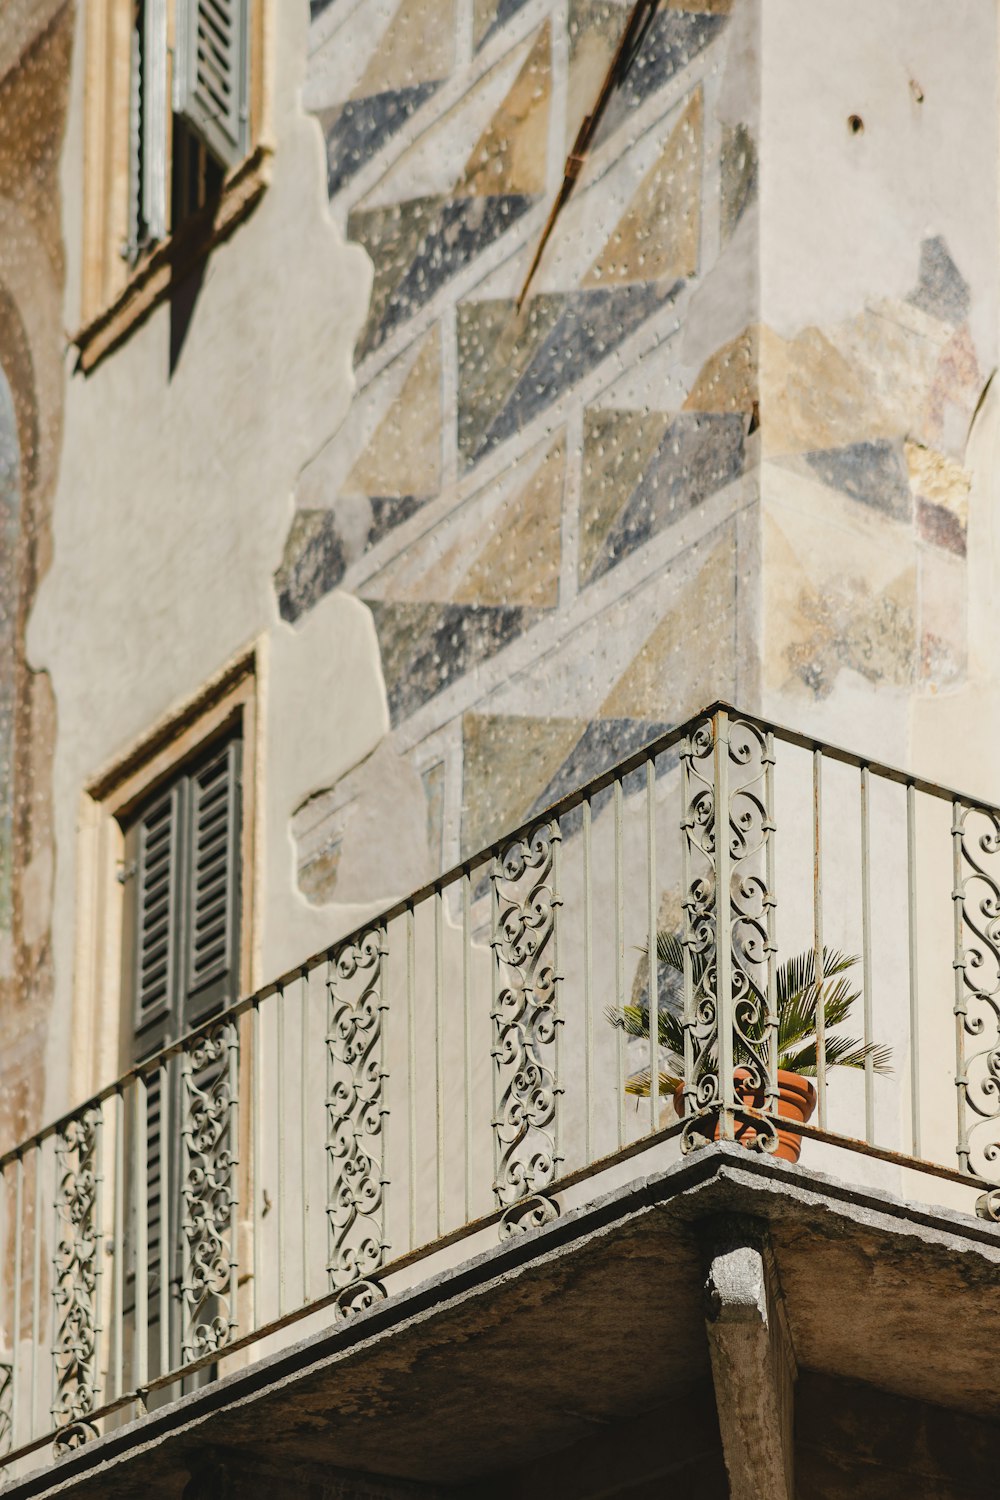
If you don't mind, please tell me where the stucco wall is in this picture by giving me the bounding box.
[29,2,386,1113]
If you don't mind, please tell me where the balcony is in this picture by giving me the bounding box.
[2,703,1000,1496]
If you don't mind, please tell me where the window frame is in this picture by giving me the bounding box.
[73,651,258,1104]
[76,0,274,372]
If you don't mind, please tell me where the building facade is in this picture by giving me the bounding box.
[1,1,999,1495]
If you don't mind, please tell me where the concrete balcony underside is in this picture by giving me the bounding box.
[9,1145,1000,1500]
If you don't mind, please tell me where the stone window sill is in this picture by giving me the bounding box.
[72,144,273,375]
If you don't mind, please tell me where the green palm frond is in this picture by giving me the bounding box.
[624,1065,684,1098]
[610,930,892,1087]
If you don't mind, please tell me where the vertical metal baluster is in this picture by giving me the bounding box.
[490,863,501,1200]
[251,995,262,1332]
[158,1060,170,1382]
[112,1087,125,1400]
[646,758,658,1135]
[30,1141,42,1441]
[134,1073,148,1398]
[764,733,779,1112]
[406,906,417,1250]
[226,1020,240,1345]
[583,797,594,1164]
[614,778,625,1149]
[462,870,473,1224]
[906,782,921,1158]
[300,970,311,1306]
[434,887,445,1237]
[49,1143,56,1430]
[715,712,734,1138]
[680,740,695,1114]
[378,925,390,1264]
[92,1109,104,1422]
[952,801,970,1176]
[552,819,564,1179]
[860,766,875,1143]
[277,986,286,1319]
[812,748,827,1129]
[11,1152,22,1446]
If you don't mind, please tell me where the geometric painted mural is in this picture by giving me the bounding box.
[293,0,979,892]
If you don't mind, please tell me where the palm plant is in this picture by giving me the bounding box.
[608,931,892,1098]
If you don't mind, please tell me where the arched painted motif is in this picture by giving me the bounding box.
[0,365,20,957]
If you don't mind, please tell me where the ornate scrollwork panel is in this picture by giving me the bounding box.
[726,718,777,1124]
[52,1108,102,1446]
[953,803,1000,1181]
[680,717,719,1151]
[331,1278,387,1322]
[180,1020,239,1364]
[326,930,388,1293]
[680,716,777,1153]
[0,1359,11,1461]
[491,821,563,1216]
[498,1193,560,1238]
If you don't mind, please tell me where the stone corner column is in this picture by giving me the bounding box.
[697,1213,796,1500]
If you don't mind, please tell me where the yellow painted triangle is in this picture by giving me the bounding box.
[352,0,456,99]
[455,432,564,607]
[344,328,442,499]
[457,23,551,198]
[583,87,703,288]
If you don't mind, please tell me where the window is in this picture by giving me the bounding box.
[120,730,243,1383]
[73,659,256,1390]
[77,0,271,369]
[127,0,250,262]
[122,730,243,1060]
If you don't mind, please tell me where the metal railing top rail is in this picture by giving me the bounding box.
[3,697,997,1171]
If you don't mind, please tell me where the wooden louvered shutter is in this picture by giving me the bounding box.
[175,0,250,170]
[122,729,242,1384]
[125,782,183,1059]
[183,736,242,1027]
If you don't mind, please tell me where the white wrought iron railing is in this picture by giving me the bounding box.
[1,701,1000,1478]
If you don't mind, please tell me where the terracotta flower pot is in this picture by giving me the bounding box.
[672,1067,817,1163]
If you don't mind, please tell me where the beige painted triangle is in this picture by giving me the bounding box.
[600,534,732,720]
[352,0,456,99]
[583,86,703,288]
[344,329,443,499]
[454,432,565,607]
[457,24,551,198]
[462,711,586,856]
